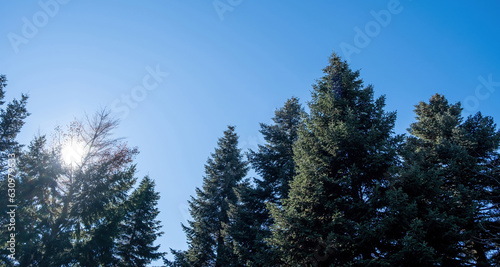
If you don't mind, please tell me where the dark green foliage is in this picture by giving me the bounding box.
[250,97,303,204]
[466,114,500,264]
[0,75,29,157]
[270,53,400,266]
[226,97,303,266]
[116,176,165,266]
[16,136,71,266]
[171,126,248,266]
[224,179,265,266]
[0,105,164,266]
[171,99,304,266]
[381,95,500,266]
[0,75,29,266]
[170,53,500,266]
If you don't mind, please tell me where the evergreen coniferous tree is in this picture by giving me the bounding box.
[9,110,165,266]
[58,112,140,266]
[466,113,500,264]
[224,97,303,266]
[116,176,165,266]
[0,75,29,166]
[224,179,265,266]
[16,136,71,266]
[250,97,303,205]
[270,53,400,266]
[0,75,29,266]
[380,95,500,266]
[171,126,248,266]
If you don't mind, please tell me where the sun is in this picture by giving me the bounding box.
[61,140,87,167]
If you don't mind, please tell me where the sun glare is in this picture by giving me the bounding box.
[61,140,87,167]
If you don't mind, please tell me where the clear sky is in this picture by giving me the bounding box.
[2,1,500,265]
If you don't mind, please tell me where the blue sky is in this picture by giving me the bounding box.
[2,1,500,265]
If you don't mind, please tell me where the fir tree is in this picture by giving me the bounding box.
[250,97,303,204]
[224,97,303,266]
[9,110,164,266]
[270,53,399,266]
[0,75,29,162]
[381,95,500,265]
[172,126,248,266]
[116,176,165,266]
[468,113,500,264]
[60,112,139,266]
[0,75,29,266]
[224,179,265,266]
[15,136,70,266]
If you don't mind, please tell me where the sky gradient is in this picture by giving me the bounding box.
[2,1,500,265]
